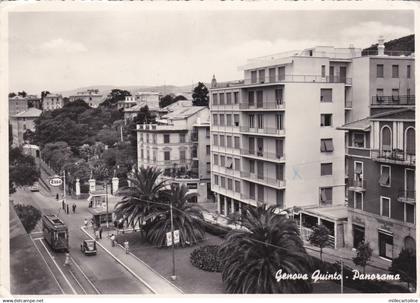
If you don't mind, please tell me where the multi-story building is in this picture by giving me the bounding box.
[9,96,29,116]
[210,46,365,248]
[69,89,104,108]
[123,103,167,123]
[134,91,161,108]
[10,108,42,147]
[136,106,210,203]
[42,93,64,111]
[117,96,137,110]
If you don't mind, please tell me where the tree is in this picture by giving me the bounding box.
[389,248,416,290]
[96,126,120,147]
[353,242,373,274]
[41,141,73,172]
[23,129,35,144]
[308,224,330,261]
[192,82,209,107]
[9,147,40,192]
[100,89,131,108]
[174,95,187,101]
[9,92,16,98]
[219,205,313,293]
[41,90,50,100]
[145,184,204,247]
[114,166,167,229]
[14,204,42,233]
[159,94,175,108]
[136,105,156,125]
[18,91,27,98]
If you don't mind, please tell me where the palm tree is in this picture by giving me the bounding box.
[144,184,205,247]
[219,205,313,294]
[114,166,167,229]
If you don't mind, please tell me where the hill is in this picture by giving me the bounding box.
[362,34,414,55]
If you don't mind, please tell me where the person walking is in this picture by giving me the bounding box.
[66,204,69,214]
[110,234,116,247]
[124,240,129,254]
[99,226,103,239]
[56,193,59,200]
[72,203,76,214]
[64,250,71,266]
[84,218,88,227]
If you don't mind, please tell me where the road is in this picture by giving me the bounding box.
[11,188,154,295]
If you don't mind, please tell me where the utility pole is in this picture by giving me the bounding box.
[106,180,109,229]
[170,201,176,280]
[340,258,344,294]
[63,170,66,206]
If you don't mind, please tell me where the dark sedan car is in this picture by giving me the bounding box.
[80,239,97,255]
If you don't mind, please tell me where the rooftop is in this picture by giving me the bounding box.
[163,106,207,120]
[12,107,42,118]
[302,205,348,221]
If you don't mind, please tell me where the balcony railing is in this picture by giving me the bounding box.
[212,74,352,89]
[397,189,416,204]
[240,149,286,162]
[239,126,285,136]
[371,149,415,166]
[347,179,367,191]
[240,171,286,188]
[239,101,285,110]
[371,95,415,106]
[362,49,414,57]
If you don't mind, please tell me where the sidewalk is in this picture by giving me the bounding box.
[80,226,183,295]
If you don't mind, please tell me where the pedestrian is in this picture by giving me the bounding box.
[64,250,70,266]
[84,218,88,227]
[62,200,65,210]
[72,203,76,214]
[56,193,59,200]
[124,240,129,254]
[66,204,69,214]
[95,229,100,240]
[110,234,116,247]
[99,226,103,239]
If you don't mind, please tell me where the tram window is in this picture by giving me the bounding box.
[58,232,67,239]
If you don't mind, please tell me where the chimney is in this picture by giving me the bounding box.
[378,36,385,56]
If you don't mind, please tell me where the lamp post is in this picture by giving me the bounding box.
[170,201,176,280]
[105,179,109,229]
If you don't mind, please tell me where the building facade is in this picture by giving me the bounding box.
[10,108,42,147]
[9,96,29,116]
[42,93,64,111]
[136,106,211,203]
[69,89,104,108]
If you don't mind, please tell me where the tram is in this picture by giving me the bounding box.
[42,214,69,252]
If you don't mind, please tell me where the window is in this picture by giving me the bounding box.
[321,65,326,77]
[226,136,232,148]
[320,139,334,152]
[205,128,210,138]
[164,151,170,161]
[379,165,391,187]
[381,126,392,151]
[320,114,332,127]
[219,93,225,105]
[256,91,263,107]
[249,114,255,128]
[251,71,257,84]
[220,177,226,188]
[321,163,333,176]
[405,203,415,223]
[235,181,240,193]
[219,114,225,126]
[180,150,186,161]
[234,158,240,171]
[213,114,218,125]
[380,196,391,218]
[226,157,233,169]
[219,135,225,147]
[376,88,384,102]
[352,133,365,148]
[248,91,255,106]
[249,183,255,199]
[278,66,285,80]
[179,134,185,143]
[354,161,363,183]
[213,154,218,165]
[214,175,219,185]
[320,89,332,102]
[213,134,218,146]
[276,114,283,130]
[220,155,225,167]
[269,68,276,82]
[276,164,284,181]
[212,93,218,105]
[257,114,264,129]
[354,192,363,210]
[140,149,144,159]
[164,134,170,144]
[234,136,240,149]
[275,88,283,104]
[276,140,283,158]
[258,69,265,83]
[320,187,333,205]
[226,93,232,105]
[233,92,239,104]
[249,159,255,173]
[233,114,239,127]
[227,178,233,190]
[153,150,157,162]
[392,65,399,78]
[406,127,415,155]
[153,134,157,144]
[407,88,411,96]
[407,65,411,78]
[206,145,211,155]
[226,114,232,126]
[146,134,149,143]
[392,89,400,101]
[376,64,384,78]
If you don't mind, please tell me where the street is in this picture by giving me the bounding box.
[11,188,154,295]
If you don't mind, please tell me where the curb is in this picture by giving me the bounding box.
[80,226,157,294]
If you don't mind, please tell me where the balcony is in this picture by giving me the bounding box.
[347,179,367,192]
[240,126,285,137]
[362,49,414,57]
[371,95,415,107]
[212,74,352,89]
[397,189,416,205]
[346,146,371,158]
[137,123,188,132]
[345,99,352,109]
[239,101,285,111]
[240,149,286,162]
[240,171,286,189]
[371,149,415,166]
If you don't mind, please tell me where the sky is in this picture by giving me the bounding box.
[8,8,414,94]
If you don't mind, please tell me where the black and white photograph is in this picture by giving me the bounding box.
[1,2,418,299]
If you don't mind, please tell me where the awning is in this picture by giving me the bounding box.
[301,205,348,222]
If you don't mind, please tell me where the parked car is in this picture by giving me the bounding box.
[80,239,97,255]
[30,182,39,192]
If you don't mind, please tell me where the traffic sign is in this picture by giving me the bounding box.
[166,232,172,246]
[49,176,63,187]
[173,230,180,244]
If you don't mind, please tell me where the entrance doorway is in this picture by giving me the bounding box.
[353,224,365,248]
[378,231,393,260]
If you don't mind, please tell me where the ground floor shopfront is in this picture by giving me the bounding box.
[346,208,416,260]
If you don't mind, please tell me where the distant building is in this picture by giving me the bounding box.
[42,93,64,111]
[117,96,137,110]
[136,106,210,203]
[134,91,161,108]
[9,96,29,116]
[123,102,167,123]
[10,108,42,147]
[26,95,42,110]
[69,89,104,108]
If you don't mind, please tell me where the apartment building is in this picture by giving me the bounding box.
[69,89,104,108]
[136,106,211,203]
[9,96,29,116]
[134,91,161,108]
[123,103,166,123]
[42,93,64,111]
[10,107,42,147]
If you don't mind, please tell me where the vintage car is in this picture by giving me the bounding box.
[80,239,97,255]
[30,182,40,192]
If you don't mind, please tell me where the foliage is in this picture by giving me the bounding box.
[100,89,131,108]
[41,141,73,172]
[14,204,42,233]
[9,147,40,192]
[389,248,416,289]
[135,106,157,125]
[203,221,231,238]
[352,242,373,274]
[159,94,176,108]
[308,224,330,261]
[219,205,313,294]
[9,92,16,98]
[18,91,27,98]
[114,166,167,228]
[145,184,204,247]
[192,82,209,107]
[96,126,120,147]
[363,34,414,54]
[174,95,187,101]
[190,245,222,272]
[23,129,35,145]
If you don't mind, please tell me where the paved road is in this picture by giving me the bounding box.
[12,189,153,295]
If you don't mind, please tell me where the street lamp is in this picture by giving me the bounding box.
[170,200,176,281]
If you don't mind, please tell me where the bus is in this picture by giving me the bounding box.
[42,214,69,252]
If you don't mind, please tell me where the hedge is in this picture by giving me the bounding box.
[190,245,223,272]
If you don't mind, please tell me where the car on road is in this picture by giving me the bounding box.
[30,182,40,192]
[80,239,97,256]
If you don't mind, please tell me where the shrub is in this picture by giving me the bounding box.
[14,204,42,233]
[190,245,222,272]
